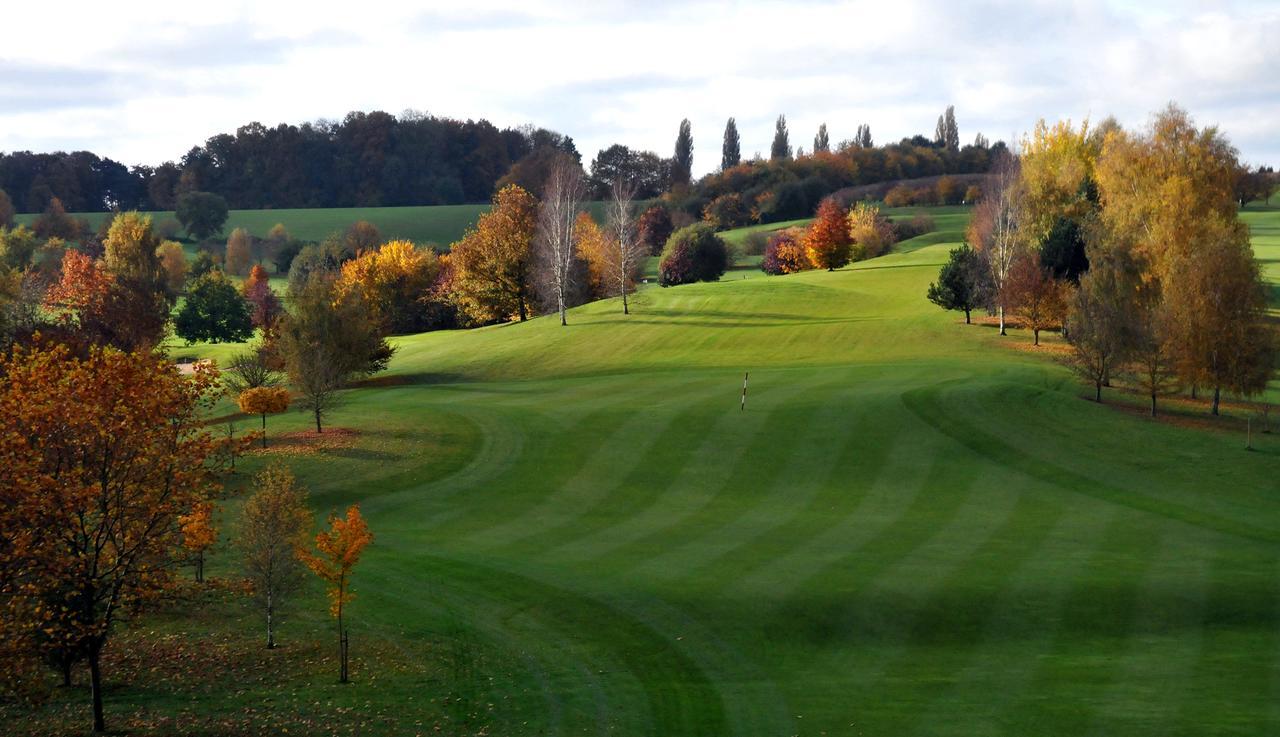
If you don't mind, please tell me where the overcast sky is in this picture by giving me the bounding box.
[2,0,1277,176]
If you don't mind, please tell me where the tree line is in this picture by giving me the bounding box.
[0,111,579,213]
[927,105,1276,417]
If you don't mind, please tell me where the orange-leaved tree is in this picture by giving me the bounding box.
[448,184,538,324]
[178,500,217,583]
[237,386,291,447]
[242,263,282,330]
[0,341,224,733]
[302,505,373,683]
[803,198,852,270]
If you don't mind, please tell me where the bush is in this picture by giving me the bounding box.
[658,223,729,287]
[894,213,936,241]
[701,193,752,229]
[761,229,812,275]
[847,203,897,260]
[742,231,770,256]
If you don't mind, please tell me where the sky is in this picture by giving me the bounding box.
[1,0,1277,177]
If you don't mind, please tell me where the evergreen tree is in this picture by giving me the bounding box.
[672,119,694,186]
[721,118,741,170]
[813,123,830,153]
[770,115,792,161]
[944,105,960,152]
[174,270,253,344]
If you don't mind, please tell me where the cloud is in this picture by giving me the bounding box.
[0,0,1277,171]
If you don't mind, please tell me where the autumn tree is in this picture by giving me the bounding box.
[927,244,989,323]
[179,501,217,583]
[638,205,675,256]
[0,343,226,732]
[155,240,189,293]
[0,225,40,270]
[101,211,175,350]
[1004,251,1070,345]
[238,386,291,447]
[0,189,14,228]
[672,119,694,187]
[240,463,313,650]
[968,156,1025,335]
[302,505,373,683]
[1128,285,1180,417]
[448,184,538,323]
[224,227,253,275]
[804,198,852,270]
[659,223,729,286]
[224,349,282,393]
[536,158,587,325]
[848,202,897,260]
[1066,246,1141,401]
[334,240,442,333]
[722,118,741,170]
[33,197,80,241]
[1019,118,1100,245]
[771,115,792,161]
[242,263,282,329]
[343,220,382,255]
[176,191,229,240]
[175,270,254,344]
[760,229,812,275]
[278,274,393,432]
[603,179,643,313]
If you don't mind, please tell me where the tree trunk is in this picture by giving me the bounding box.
[963,308,970,324]
[337,574,347,683]
[89,641,105,733]
[195,551,204,583]
[314,407,322,434]
[267,591,275,649]
[1033,328,1039,346]
[1151,393,1157,418]
[61,658,72,687]
[998,305,1006,336]
[1095,381,1102,402]
[1212,386,1221,416]
[517,290,528,322]
[261,414,268,448]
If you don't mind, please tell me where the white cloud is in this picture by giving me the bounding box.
[1,0,1277,175]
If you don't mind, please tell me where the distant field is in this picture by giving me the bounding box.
[16,201,612,247]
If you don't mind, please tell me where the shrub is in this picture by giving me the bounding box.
[895,213,936,241]
[847,203,897,260]
[702,193,752,229]
[742,231,770,256]
[658,223,729,287]
[883,185,913,207]
[761,229,812,275]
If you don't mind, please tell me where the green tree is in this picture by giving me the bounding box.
[721,118,741,170]
[813,123,830,153]
[658,223,729,286]
[175,270,253,344]
[0,189,16,228]
[176,191,230,241]
[771,115,791,161]
[927,244,988,324]
[672,119,694,187]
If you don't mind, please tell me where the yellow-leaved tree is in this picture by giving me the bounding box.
[448,184,538,324]
[334,239,441,333]
[240,463,313,649]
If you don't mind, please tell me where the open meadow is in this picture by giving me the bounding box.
[11,205,1280,736]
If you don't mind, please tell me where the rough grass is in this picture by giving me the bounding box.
[7,207,1280,736]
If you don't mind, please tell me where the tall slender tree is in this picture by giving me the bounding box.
[943,105,960,152]
[605,179,642,314]
[721,118,741,170]
[672,119,694,187]
[240,463,313,650]
[813,123,830,153]
[771,116,792,161]
[536,158,587,326]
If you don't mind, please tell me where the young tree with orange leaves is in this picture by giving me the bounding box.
[448,184,538,324]
[0,342,227,732]
[302,506,373,683]
[179,501,217,583]
[803,198,852,271]
[240,463,313,650]
[238,386,291,447]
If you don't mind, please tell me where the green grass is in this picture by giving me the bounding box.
[16,202,612,247]
[10,207,1280,736]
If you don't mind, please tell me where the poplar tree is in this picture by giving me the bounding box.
[814,123,830,153]
[672,119,693,186]
[771,115,791,161]
[721,118,741,170]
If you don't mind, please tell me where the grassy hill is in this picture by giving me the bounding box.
[10,208,1280,736]
[15,201,612,247]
